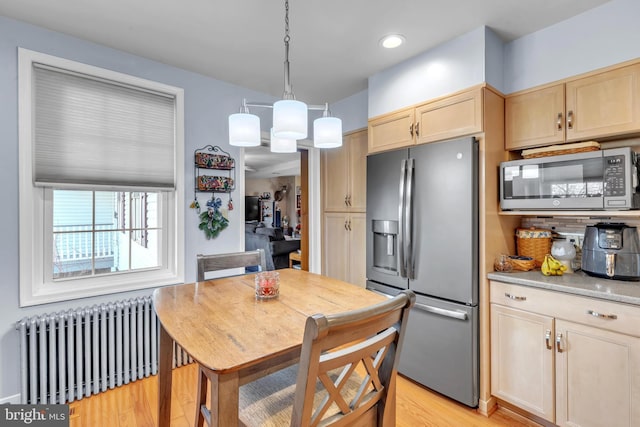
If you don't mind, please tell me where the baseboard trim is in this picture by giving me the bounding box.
[478,395,497,417]
[0,394,21,404]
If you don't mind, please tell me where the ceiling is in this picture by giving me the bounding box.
[0,0,611,104]
[0,0,611,177]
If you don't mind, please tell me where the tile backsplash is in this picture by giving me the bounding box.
[521,216,640,249]
[519,216,640,270]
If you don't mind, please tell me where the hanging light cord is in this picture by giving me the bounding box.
[282,0,295,100]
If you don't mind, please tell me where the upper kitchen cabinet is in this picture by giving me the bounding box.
[415,88,483,144]
[565,63,640,142]
[505,84,565,150]
[322,129,367,212]
[506,62,640,151]
[368,108,415,153]
[367,87,483,154]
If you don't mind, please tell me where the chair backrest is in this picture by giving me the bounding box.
[196,249,267,282]
[290,290,415,427]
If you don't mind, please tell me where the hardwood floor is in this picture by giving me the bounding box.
[69,363,536,427]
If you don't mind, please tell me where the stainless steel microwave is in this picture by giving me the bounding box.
[500,147,639,210]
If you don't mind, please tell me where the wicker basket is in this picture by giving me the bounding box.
[521,141,600,159]
[516,228,553,267]
[509,255,536,271]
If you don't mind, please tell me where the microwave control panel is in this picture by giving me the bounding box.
[603,154,626,196]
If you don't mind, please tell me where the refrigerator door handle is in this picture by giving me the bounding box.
[414,302,468,321]
[398,159,408,278]
[405,158,415,280]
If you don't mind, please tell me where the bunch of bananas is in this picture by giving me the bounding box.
[541,254,567,276]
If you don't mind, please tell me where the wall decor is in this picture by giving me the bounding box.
[191,145,235,238]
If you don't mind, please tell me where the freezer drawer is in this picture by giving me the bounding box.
[398,294,479,407]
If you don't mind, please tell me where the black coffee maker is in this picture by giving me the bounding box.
[582,223,640,281]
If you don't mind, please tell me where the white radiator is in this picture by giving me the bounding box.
[16,296,193,404]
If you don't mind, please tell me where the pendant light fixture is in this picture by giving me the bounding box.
[270,128,297,153]
[228,0,342,150]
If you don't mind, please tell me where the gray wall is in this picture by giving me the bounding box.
[0,15,278,401]
[368,26,487,118]
[504,0,640,94]
[367,0,640,119]
[331,89,369,133]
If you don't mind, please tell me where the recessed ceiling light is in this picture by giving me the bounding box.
[380,34,405,49]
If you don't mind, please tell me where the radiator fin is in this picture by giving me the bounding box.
[16,295,193,404]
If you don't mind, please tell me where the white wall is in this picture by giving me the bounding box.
[504,0,640,93]
[0,15,278,401]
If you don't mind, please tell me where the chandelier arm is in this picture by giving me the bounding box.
[243,101,331,112]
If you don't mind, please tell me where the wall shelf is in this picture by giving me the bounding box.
[193,145,235,193]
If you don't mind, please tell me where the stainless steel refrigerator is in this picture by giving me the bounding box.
[366,136,479,407]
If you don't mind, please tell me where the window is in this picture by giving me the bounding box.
[19,49,184,306]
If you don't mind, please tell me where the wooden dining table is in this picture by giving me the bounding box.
[152,268,387,427]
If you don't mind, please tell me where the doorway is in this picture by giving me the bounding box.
[243,146,310,270]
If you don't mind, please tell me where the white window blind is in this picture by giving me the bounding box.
[33,64,176,189]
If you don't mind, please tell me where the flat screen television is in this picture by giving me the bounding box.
[245,196,260,222]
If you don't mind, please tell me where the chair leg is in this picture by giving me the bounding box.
[195,367,209,427]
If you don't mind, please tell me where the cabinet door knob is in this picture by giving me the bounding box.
[567,110,574,129]
[415,122,420,137]
[409,123,414,137]
[344,220,348,231]
[545,329,552,350]
[556,333,564,353]
[556,112,563,131]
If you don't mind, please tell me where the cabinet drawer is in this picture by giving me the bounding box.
[490,280,640,337]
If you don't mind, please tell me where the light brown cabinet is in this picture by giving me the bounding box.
[490,280,640,426]
[565,63,640,141]
[322,130,367,212]
[322,212,366,286]
[368,87,483,154]
[416,88,483,144]
[367,108,415,153]
[505,63,640,150]
[505,84,565,150]
[321,130,367,286]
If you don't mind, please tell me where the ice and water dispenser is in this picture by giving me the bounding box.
[371,220,399,274]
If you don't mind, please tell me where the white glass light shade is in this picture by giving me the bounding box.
[229,113,260,147]
[313,116,343,148]
[273,100,308,139]
[270,128,297,153]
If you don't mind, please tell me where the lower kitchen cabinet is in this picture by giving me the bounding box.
[555,319,640,427]
[491,304,554,421]
[490,280,640,427]
[322,212,366,286]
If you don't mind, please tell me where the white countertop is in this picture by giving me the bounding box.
[487,270,640,306]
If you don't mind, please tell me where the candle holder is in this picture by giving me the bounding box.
[255,271,280,299]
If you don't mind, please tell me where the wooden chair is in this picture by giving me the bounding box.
[235,289,416,427]
[196,249,267,282]
[194,249,268,427]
